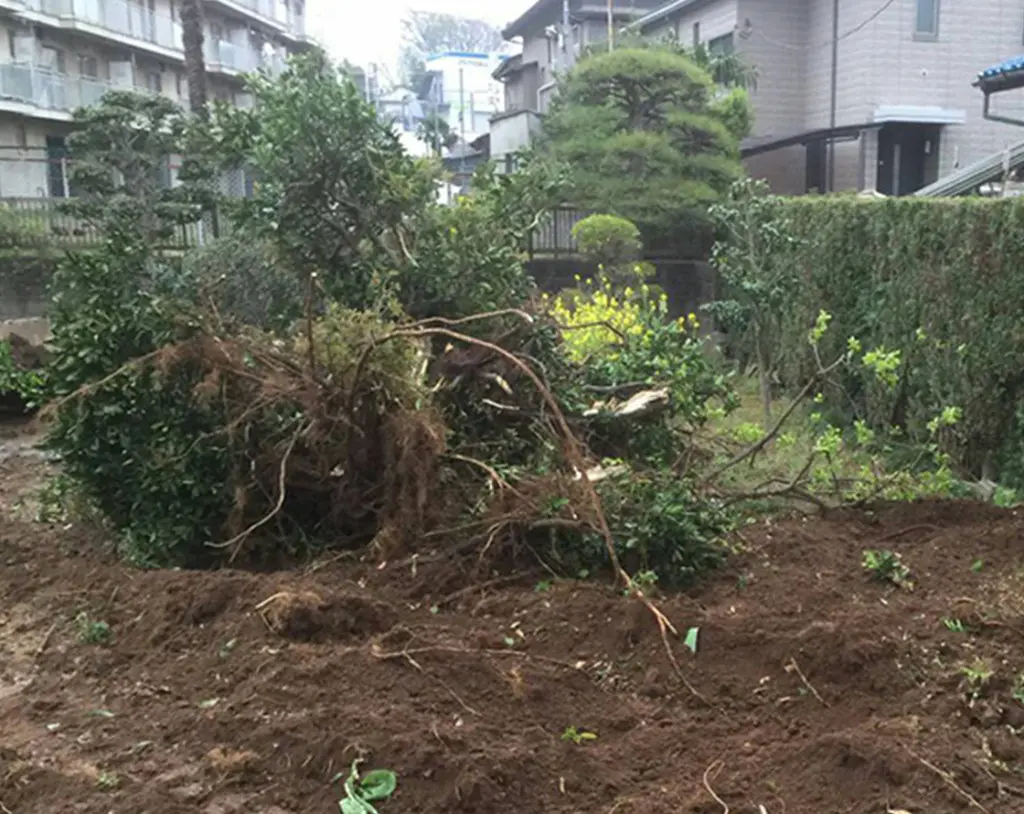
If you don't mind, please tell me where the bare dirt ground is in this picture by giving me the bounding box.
[3,422,1024,813]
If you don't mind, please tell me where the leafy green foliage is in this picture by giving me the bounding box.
[416,113,458,155]
[571,214,642,271]
[338,761,398,814]
[0,338,47,408]
[543,47,750,247]
[45,239,234,566]
[401,156,564,318]
[64,91,210,242]
[721,196,1024,482]
[0,204,51,250]
[560,726,598,745]
[551,267,731,465]
[76,612,112,644]
[708,179,799,422]
[182,233,302,333]
[588,471,732,587]
[211,52,435,311]
[862,549,913,589]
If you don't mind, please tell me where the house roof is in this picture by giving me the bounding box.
[975,56,1024,94]
[503,0,558,39]
[740,123,878,158]
[493,53,523,80]
[631,0,707,30]
[503,1,662,40]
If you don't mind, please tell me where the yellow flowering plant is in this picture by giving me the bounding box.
[545,265,733,464]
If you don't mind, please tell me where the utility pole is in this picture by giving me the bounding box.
[562,0,573,70]
[827,0,838,192]
[458,66,466,176]
[607,0,614,52]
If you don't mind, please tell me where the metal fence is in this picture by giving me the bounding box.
[0,148,252,249]
[0,145,587,255]
[528,206,587,258]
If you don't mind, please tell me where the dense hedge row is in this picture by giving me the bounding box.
[760,196,1024,481]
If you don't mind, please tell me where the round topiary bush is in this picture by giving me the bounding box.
[571,214,642,271]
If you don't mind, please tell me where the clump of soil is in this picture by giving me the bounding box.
[2,449,1024,814]
[259,591,397,642]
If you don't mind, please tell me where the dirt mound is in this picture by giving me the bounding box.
[1,453,1024,813]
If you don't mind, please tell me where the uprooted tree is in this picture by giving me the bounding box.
[42,52,735,589]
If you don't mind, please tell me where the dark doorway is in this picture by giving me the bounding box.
[46,135,69,199]
[805,138,827,193]
[876,123,941,196]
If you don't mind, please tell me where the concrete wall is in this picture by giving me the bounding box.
[490,109,544,159]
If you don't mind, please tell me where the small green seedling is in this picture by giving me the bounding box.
[683,627,700,654]
[961,658,994,699]
[862,550,913,590]
[337,760,398,814]
[535,580,553,593]
[942,618,966,633]
[96,771,119,791]
[1012,673,1024,705]
[560,726,598,745]
[76,613,112,645]
[624,570,658,596]
[971,559,985,573]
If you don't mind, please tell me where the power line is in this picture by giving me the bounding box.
[745,0,900,52]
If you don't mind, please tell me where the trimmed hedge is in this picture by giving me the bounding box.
[753,196,1024,480]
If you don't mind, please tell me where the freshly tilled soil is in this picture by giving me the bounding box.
[2,447,1023,813]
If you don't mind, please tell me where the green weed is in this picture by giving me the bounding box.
[560,726,598,745]
[1012,673,1024,705]
[961,658,994,699]
[336,760,398,814]
[862,550,913,590]
[96,771,119,791]
[76,613,112,645]
[942,618,966,633]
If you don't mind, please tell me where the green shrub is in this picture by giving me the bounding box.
[44,239,233,566]
[717,196,1024,481]
[182,233,301,333]
[0,338,47,409]
[588,471,731,586]
[571,214,642,271]
[0,205,50,250]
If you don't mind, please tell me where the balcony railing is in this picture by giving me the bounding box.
[0,62,114,115]
[27,0,182,52]
[24,0,302,56]
[207,40,260,73]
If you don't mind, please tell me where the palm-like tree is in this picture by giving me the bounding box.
[180,0,208,117]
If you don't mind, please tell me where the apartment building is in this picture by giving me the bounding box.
[490,0,664,168]
[0,0,311,198]
[496,0,1024,196]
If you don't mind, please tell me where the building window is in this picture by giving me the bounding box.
[79,55,99,79]
[692,22,700,48]
[915,0,939,40]
[708,33,734,56]
[39,45,65,74]
[144,70,162,93]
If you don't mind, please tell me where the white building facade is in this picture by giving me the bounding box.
[0,0,311,198]
[422,51,505,145]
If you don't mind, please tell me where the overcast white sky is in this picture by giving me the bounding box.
[310,0,530,69]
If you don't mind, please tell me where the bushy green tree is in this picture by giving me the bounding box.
[64,92,209,243]
[543,47,751,247]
